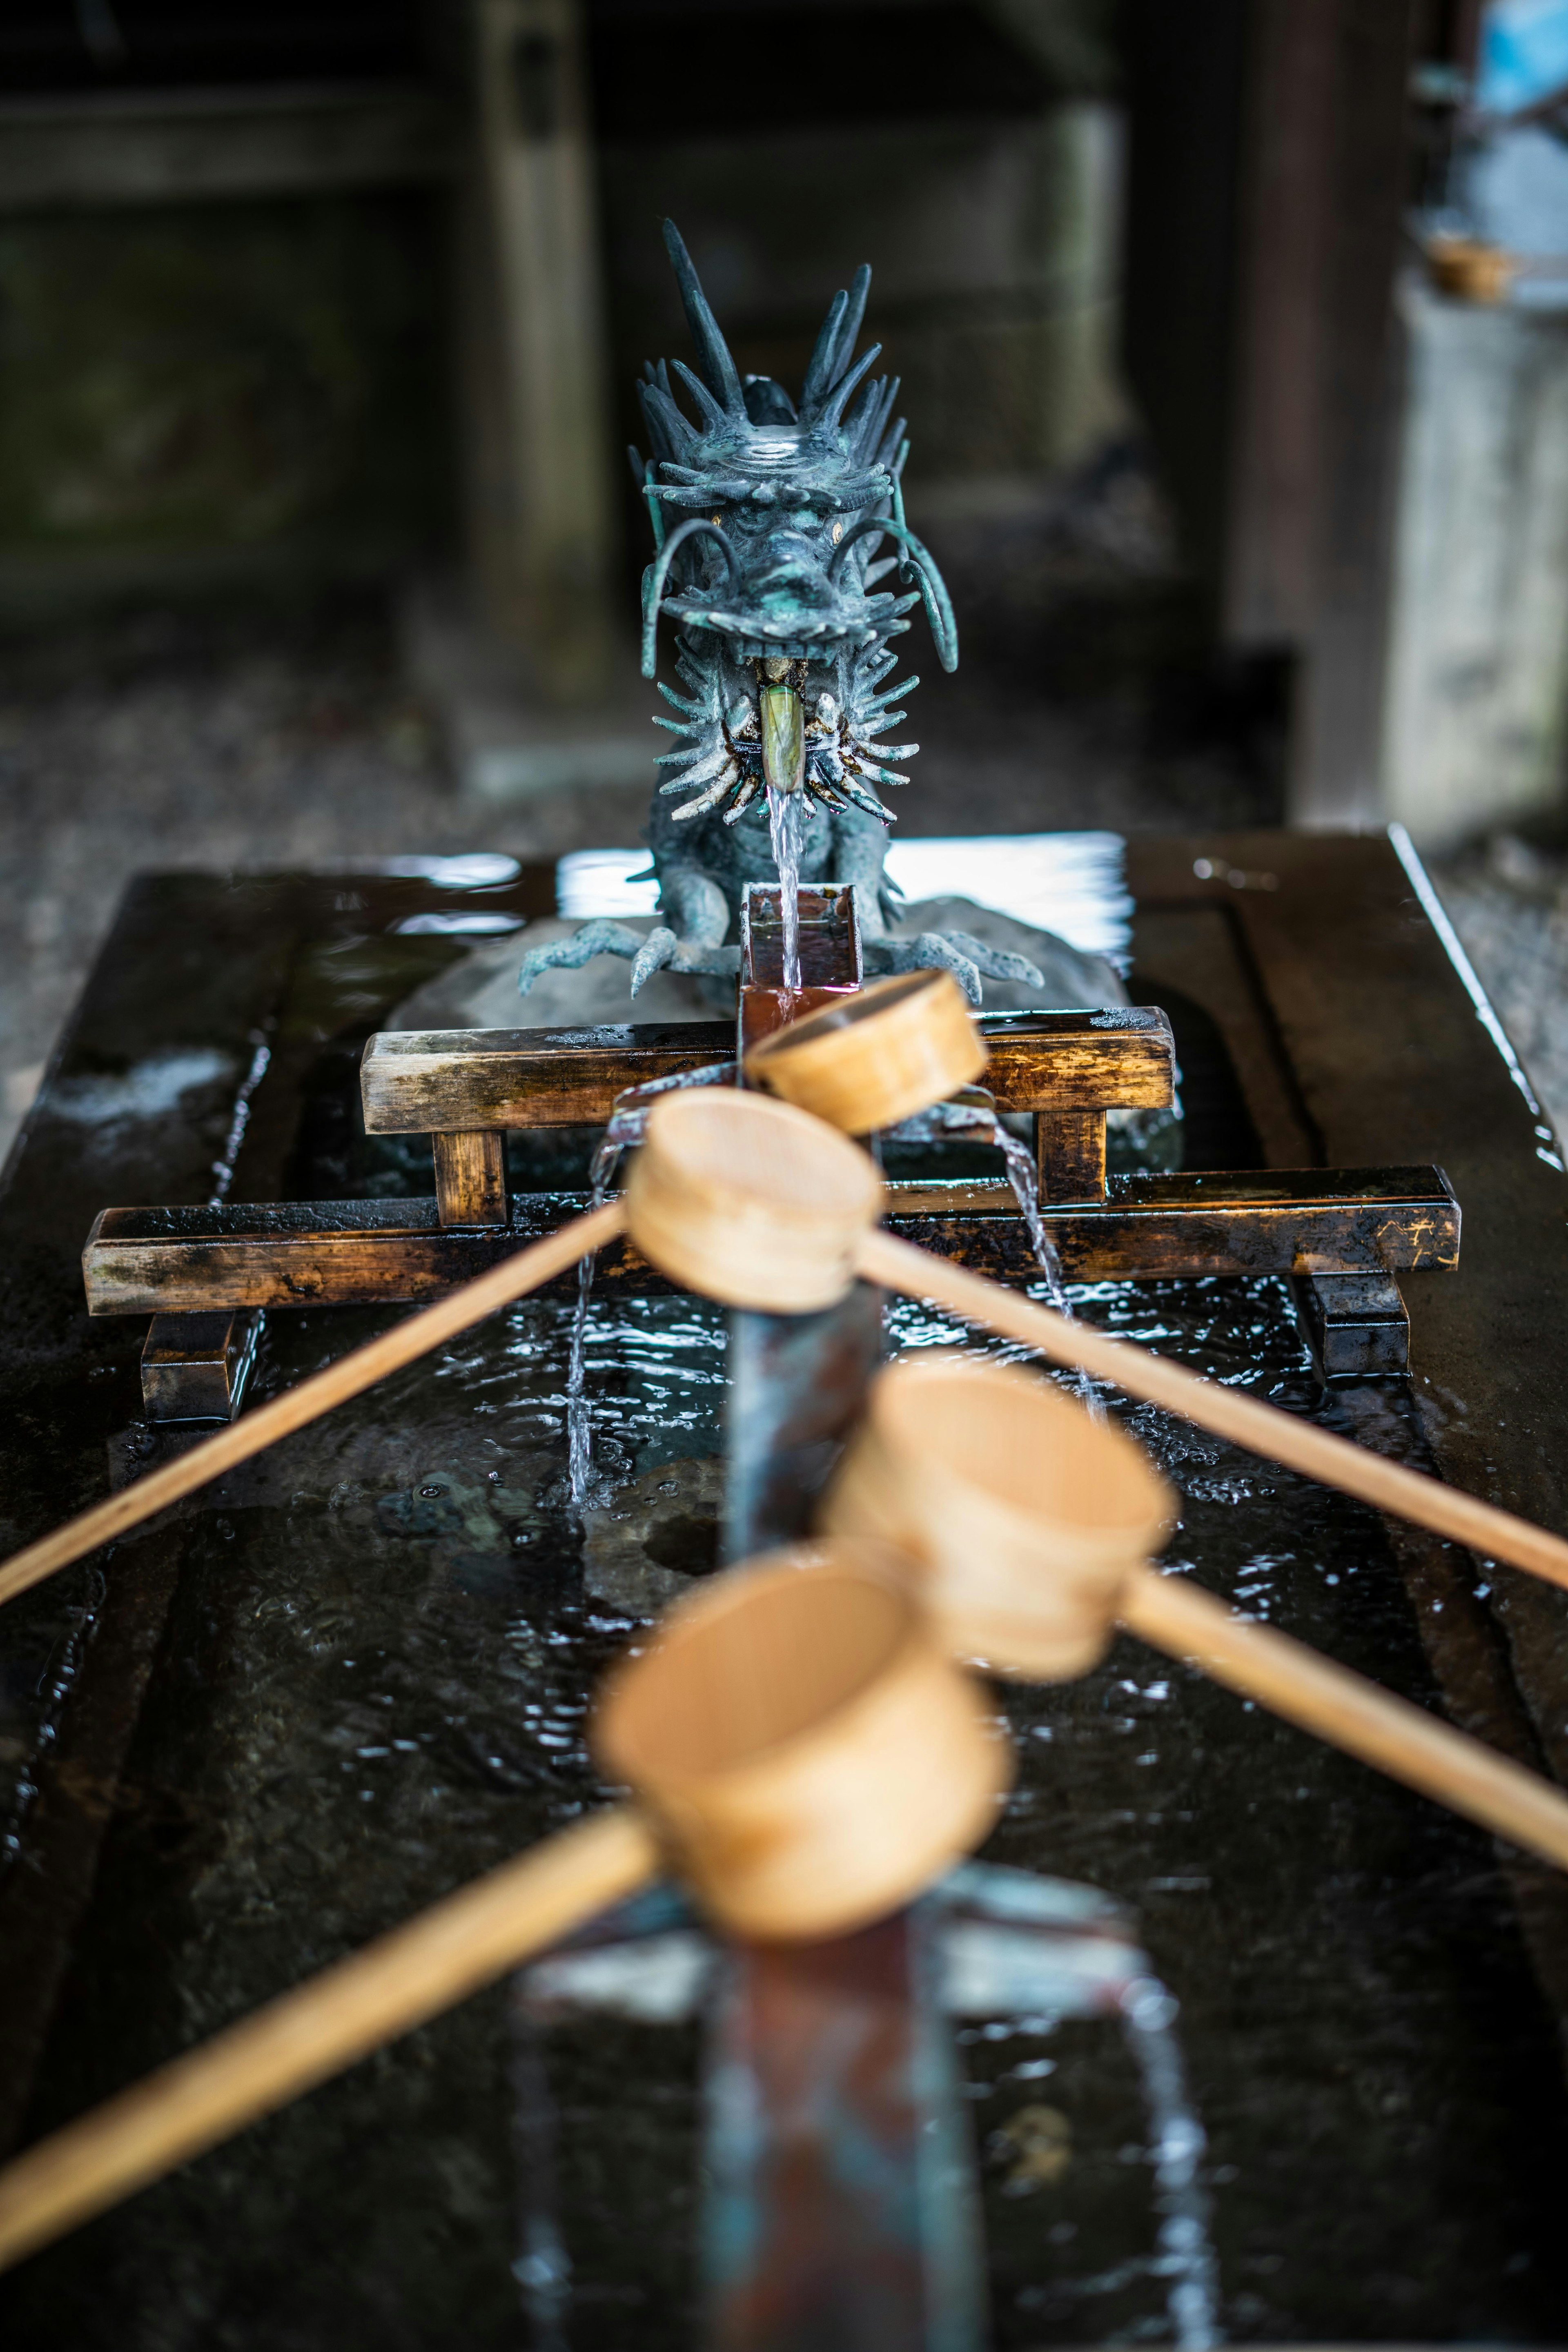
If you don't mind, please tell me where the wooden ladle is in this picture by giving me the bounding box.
[744,968,985,1132]
[820,1353,1568,1874]
[0,1542,1007,2273]
[625,1089,1568,1597]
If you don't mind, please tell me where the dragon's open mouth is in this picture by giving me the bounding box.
[653,648,917,827]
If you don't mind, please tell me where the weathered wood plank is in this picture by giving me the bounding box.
[1037,1108,1109,1201]
[432,1130,508,1226]
[359,1008,1178,1133]
[82,1166,1458,1314]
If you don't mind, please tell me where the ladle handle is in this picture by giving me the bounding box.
[0,1805,657,2275]
[855,1230,1568,1596]
[1120,1568,1568,1870]
[0,1200,628,1613]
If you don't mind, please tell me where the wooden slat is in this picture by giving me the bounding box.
[432,1131,508,1226]
[81,1166,1458,1315]
[1036,1109,1108,1201]
[359,1009,1178,1134]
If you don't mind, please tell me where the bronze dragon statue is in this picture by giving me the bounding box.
[517,220,1048,1009]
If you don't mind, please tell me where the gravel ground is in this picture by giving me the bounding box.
[0,555,1561,1170]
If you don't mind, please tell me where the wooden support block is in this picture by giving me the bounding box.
[140,1311,263,1424]
[359,1009,1177,1135]
[1036,1109,1108,1202]
[432,1130,508,1227]
[1301,1272,1410,1379]
[82,1167,1459,1317]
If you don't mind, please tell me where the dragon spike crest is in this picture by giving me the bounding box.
[634,221,956,831]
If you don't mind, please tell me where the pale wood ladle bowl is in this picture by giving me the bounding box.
[820,1354,1568,1876]
[743,967,985,1132]
[0,1542,1008,2274]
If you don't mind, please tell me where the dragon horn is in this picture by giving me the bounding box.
[800,288,848,416]
[830,263,872,384]
[816,342,882,434]
[662,220,746,419]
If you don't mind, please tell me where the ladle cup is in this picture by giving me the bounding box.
[743,967,985,1133]
[822,1352,1176,1678]
[0,1543,1007,2274]
[822,1354,1568,1877]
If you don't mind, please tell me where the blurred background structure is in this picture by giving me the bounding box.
[2,0,1568,1160]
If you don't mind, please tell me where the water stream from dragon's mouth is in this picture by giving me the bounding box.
[766,785,806,997]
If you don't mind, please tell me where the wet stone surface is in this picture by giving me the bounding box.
[1,1274,1565,2347]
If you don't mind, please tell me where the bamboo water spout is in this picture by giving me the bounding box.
[0,1546,1007,2274]
[627,1089,1568,1598]
[821,1355,1568,1877]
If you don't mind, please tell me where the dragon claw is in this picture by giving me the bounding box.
[517,919,650,996]
[862,931,984,1005]
[630,927,678,995]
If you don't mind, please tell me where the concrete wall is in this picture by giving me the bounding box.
[1382,275,1568,849]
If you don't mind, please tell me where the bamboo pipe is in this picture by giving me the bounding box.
[822,1354,1568,1875]
[0,1201,628,1613]
[0,1546,1007,2274]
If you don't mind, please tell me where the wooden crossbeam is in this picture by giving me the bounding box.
[81,1168,1458,1316]
[357,1009,1178,1134]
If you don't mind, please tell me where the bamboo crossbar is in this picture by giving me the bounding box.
[855,1229,1568,1595]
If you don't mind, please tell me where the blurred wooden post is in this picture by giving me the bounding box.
[458,0,619,700]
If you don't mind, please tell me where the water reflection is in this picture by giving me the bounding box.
[3,1273,1564,2349]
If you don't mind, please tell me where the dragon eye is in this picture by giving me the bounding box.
[831,522,843,545]
[710,512,721,527]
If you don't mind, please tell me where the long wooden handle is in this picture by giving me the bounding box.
[0,1804,656,2274]
[0,1201,627,1613]
[1120,1568,1568,1870]
[856,1229,1568,1595]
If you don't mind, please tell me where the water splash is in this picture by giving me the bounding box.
[567,1065,735,1510]
[889,1092,1102,1418]
[1120,1973,1221,2350]
[767,785,805,996]
[564,1170,610,1512]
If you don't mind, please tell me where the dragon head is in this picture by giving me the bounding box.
[634,221,957,829]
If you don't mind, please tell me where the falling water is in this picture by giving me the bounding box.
[564,1171,610,1510]
[991,1124,1075,1321]
[766,785,805,996]
[566,1069,734,1511]
[1119,1973,1222,2351]
[985,1116,1104,1421]
[884,1089,1102,1414]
